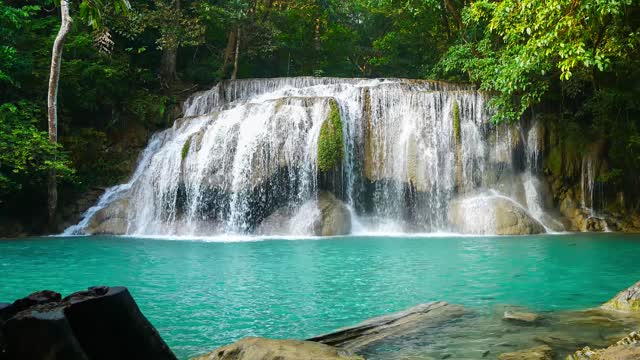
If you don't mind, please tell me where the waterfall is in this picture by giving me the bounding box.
[526,121,541,170]
[63,132,166,235]
[69,77,564,236]
[581,156,596,212]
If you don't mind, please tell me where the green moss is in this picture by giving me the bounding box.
[181,137,191,160]
[604,299,640,312]
[452,100,461,143]
[317,100,344,172]
[547,147,562,177]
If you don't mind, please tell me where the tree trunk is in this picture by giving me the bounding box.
[159,0,180,84]
[231,27,240,80]
[160,47,178,84]
[444,0,463,30]
[220,29,237,79]
[47,0,72,228]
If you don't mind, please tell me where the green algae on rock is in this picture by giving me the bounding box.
[181,137,192,160]
[317,99,344,172]
[601,280,640,313]
[452,99,461,143]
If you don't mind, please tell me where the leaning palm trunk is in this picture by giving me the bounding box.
[47,0,72,227]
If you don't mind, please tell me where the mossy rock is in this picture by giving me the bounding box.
[181,137,191,160]
[547,147,563,177]
[317,99,344,172]
[452,99,461,143]
[601,280,640,313]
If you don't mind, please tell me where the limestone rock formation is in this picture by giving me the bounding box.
[449,194,546,235]
[85,197,129,235]
[498,345,553,360]
[257,192,351,236]
[0,286,176,360]
[308,301,465,352]
[566,331,640,360]
[601,280,640,312]
[192,337,364,360]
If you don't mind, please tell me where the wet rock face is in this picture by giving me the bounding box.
[567,331,640,360]
[85,197,129,235]
[0,290,61,323]
[601,280,640,312]
[192,337,364,360]
[0,286,176,360]
[449,195,546,235]
[256,191,351,236]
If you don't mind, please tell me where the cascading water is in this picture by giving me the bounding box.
[70,77,564,237]
[63,133,166,235]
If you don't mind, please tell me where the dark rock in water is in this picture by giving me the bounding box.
[308,301,465,352]
[192,337,364,360]
[0,290,61,322]
[3,304,89,360]
[62,286,176,360]
[0,286,176,360]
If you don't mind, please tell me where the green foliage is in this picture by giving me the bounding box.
[0,102,74,198]
[2,0,640,217]
[437,0,639,123]
[317,100,344,172]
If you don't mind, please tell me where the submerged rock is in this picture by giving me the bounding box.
[192,337,364,360]
[449,194,545,235]
[566,331,640,360]
[308,301,465,352]
[498,345,553,360]
[256,191,351,236]
[0,286,176,360]
[601,280,640,312]
[503,310,542,324]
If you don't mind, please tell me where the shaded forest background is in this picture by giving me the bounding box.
[1,0,639,234]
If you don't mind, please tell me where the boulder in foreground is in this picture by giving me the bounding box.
[192,337,364,360]
[601,280,640,312]
[0,286,176,360]
[308,301,465,351]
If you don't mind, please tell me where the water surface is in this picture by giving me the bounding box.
[1,234,639,359]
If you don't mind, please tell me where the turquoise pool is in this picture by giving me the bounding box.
[1,234,639,359]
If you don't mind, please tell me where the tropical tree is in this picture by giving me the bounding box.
[47,0,131,225]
